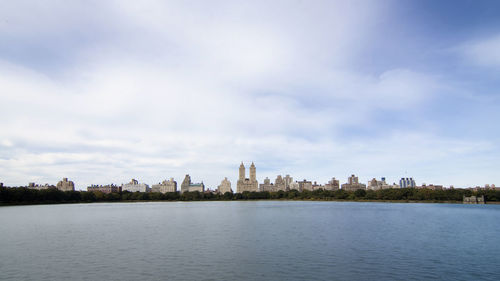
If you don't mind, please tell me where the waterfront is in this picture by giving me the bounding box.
[1,202,499,280]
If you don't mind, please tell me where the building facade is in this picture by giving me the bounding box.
[180,175,205,193]
[463,195,485,204]
[298,179,313,191]
[152,178,177,193]
[367,177,392,190]
[260,177,275,192]
[27,183,55,190]
[399,178,416,188]
[56,178,75,192]
[217,177,233,194]
[341,174,366,191]
[324,177,340,191]
[122,179,150,192]
[87,184,121,193]
[274,175,286,191]
[237,162,258,193]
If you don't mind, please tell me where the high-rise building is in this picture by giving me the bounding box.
[237,162,258,193]
[27,183,55,190]
[298,179,313,191]
[284,175,294,191]
[399,178,416,188]
[87,184,121,193]
[180,175,204,193]
[274,175,286,191]
[152,178,177,193]
[341,174,366,191]
[217,177,232,194]
[367,177,392,190]
[56,178,75,192]
[324,178,340,191]
[122,179,150,192]
[260,177,275,192]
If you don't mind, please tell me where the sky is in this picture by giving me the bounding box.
[1,0,499,190]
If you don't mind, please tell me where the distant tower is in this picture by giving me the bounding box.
[250,162,256,182]
[239,162,245,181]
[237,162,258,193]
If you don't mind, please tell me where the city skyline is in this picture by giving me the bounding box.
[1,1,500,189]
[2,161,496,192]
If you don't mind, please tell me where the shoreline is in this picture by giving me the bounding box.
[2,199,498,207]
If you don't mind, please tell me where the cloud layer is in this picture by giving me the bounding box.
[1,1,499,189]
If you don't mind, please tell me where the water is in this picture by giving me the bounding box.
[0,201,499,281]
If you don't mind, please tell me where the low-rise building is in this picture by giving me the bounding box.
[180,175,205,193]
[87,184,121,193]
[122,179,150,192]
[152,178,177,193]
[341,174,366,191]
[463,195,485,204]
[56,178,75,192]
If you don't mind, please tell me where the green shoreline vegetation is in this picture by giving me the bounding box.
[1,186,499,205]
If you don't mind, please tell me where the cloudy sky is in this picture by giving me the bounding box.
[1,0,499,190]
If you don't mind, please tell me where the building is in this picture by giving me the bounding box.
[56,178,75,192]
[312,181,324,190]
[87,184,121,193]
[152,178,177,193]
[273,175,294,191]
[298,179,313,191]
[324,178,340,191]
[217,177,233,194]
[180,175,205,193]
[284,175,296,190]
[260,177,276,192]
[399,178,416,188]
[237,162,258,193]
[27,183,55,190]
[122,179,150,192]
[289,181,300,191]
[341,174,366,191]
[418,184,443,190]
[367,177,392,190]
[274,175,286,191]
[463,195,485,204]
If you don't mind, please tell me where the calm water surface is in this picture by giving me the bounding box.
[0,201,499,281]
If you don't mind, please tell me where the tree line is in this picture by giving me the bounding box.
[0,186,498,205]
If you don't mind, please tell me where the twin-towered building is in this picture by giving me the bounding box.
[237,162,258,193]
[46,163,424,194]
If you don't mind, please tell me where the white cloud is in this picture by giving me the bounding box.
[459,34,500,67]
[0,1,497,189]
